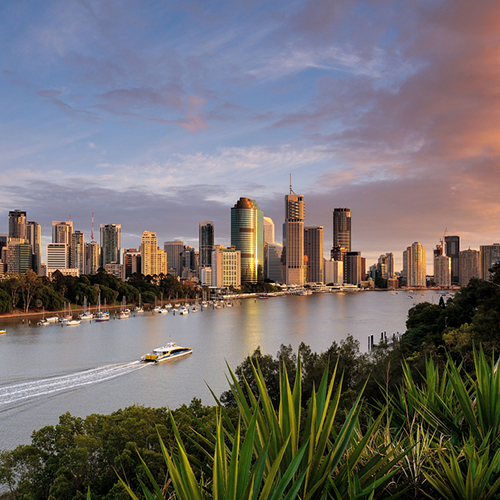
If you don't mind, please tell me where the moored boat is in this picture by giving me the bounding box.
[141,342,193,363]
[65,319,81,326]
[178,306,189,315]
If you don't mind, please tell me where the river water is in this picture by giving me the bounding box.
[0,290,436,450]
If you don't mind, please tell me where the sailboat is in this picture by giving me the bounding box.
[79,297,94,320]
[119,296,130,319]
[37,307,50,326]
[95,293,110,322]
[134,293,144,313]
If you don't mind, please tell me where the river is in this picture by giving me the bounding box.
[0,290,436,450]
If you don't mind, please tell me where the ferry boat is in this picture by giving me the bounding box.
[141,342,193,363]
[0,329,6,335]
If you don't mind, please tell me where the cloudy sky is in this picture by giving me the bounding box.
[1,0,499,269]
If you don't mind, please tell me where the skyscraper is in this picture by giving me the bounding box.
[85,241,100,275]
[53,220,74,267]
[459,249,480,286]
[26,221,41,275]
[445,235,460,285]
[434,255,451,287]
[199,221,214,268]
[480,243,500,280]
[100,224,121,267]
[404,242,426,287]
[284,193,305,286]
[164,239,184,277]
[142,231,163,277]
[8,210,27,240]
[263,217,275,244]
[72,230,86,275]
[333,208,351,252]
[304,226,324,283]
[231,197,264,283]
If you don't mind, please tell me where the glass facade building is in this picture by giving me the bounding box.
[231,197,263,283]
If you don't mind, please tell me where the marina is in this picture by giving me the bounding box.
[0,290,435,450]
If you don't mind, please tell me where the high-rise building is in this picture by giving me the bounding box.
[333,208,351,252]
[346,251,362,285]
[47,243,69,269]
[52,221,73,267]
[211,245,241,288]
[377,252,396,279]
[9,210,27,240]
[26,221,41,275]
[199,221,214,269]
[434,255,451,287]
[445,235,460,285]
[85,241,100,275]
[480,243,500,281]
[141,231,168,277]
[266,243,283,283]
[263,217,275,244]
[304,226,324,283]
[283,193,305,286]
[123,248,142,279]
[231,197,264,283]
[164,239,184,276]
[324,259,343,286]
[6,240,32,273]
[459,249,480,286]
[72,230,86,275]
[404,242,426,287]
[100,224,121,267]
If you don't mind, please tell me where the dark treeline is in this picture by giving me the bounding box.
[0,269,282,316]
[1,264,500,499]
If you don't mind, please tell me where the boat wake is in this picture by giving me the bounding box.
[0,361,148,408]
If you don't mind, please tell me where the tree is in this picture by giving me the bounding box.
[20,270,40,313]
[4,272,22,310]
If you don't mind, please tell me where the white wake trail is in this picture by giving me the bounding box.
[0,361,147,407]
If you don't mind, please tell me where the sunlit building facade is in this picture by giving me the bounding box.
[211,245,241,288]
[434,254,451,287]
[231,197,263,283]
[141,231,168,277]
[405,242,426,287]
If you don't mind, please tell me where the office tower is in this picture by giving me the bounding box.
[52,220,73,267]
[404,242,426,287]
[85,241,100,275]
[26,221,41,275]
[283,193,305,286]
[304,226,324,283]
[480,243,500,280]
[445,235,460,285]
[72,230,86,275]
[141,231,168,277]
[47,243,69,269]
[346,251,362,285]
[164,239,184,276]
[263,217,275,244]
[123,248,142,279]
[266,243,283,283]
[199,221,214,268]
[333,208,351,252]
[377,254,389,279]
[6,241,32,273]
[211,245,241,288]
[324,259,343,286]
[182,246,196,275]
[459,249,480,286]
[100,224,121,267]
[384,253,395,279]
[231,197,264,284]
[434,255,451,287]
[9,210,27,240]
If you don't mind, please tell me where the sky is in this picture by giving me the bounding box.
[1,0,500,270]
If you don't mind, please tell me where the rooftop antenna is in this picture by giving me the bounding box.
[289,173,295,194]
[91,212,94,241]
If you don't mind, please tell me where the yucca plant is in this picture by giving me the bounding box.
[120,356,407,499]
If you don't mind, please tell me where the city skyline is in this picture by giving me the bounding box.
[1,1,500,267]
